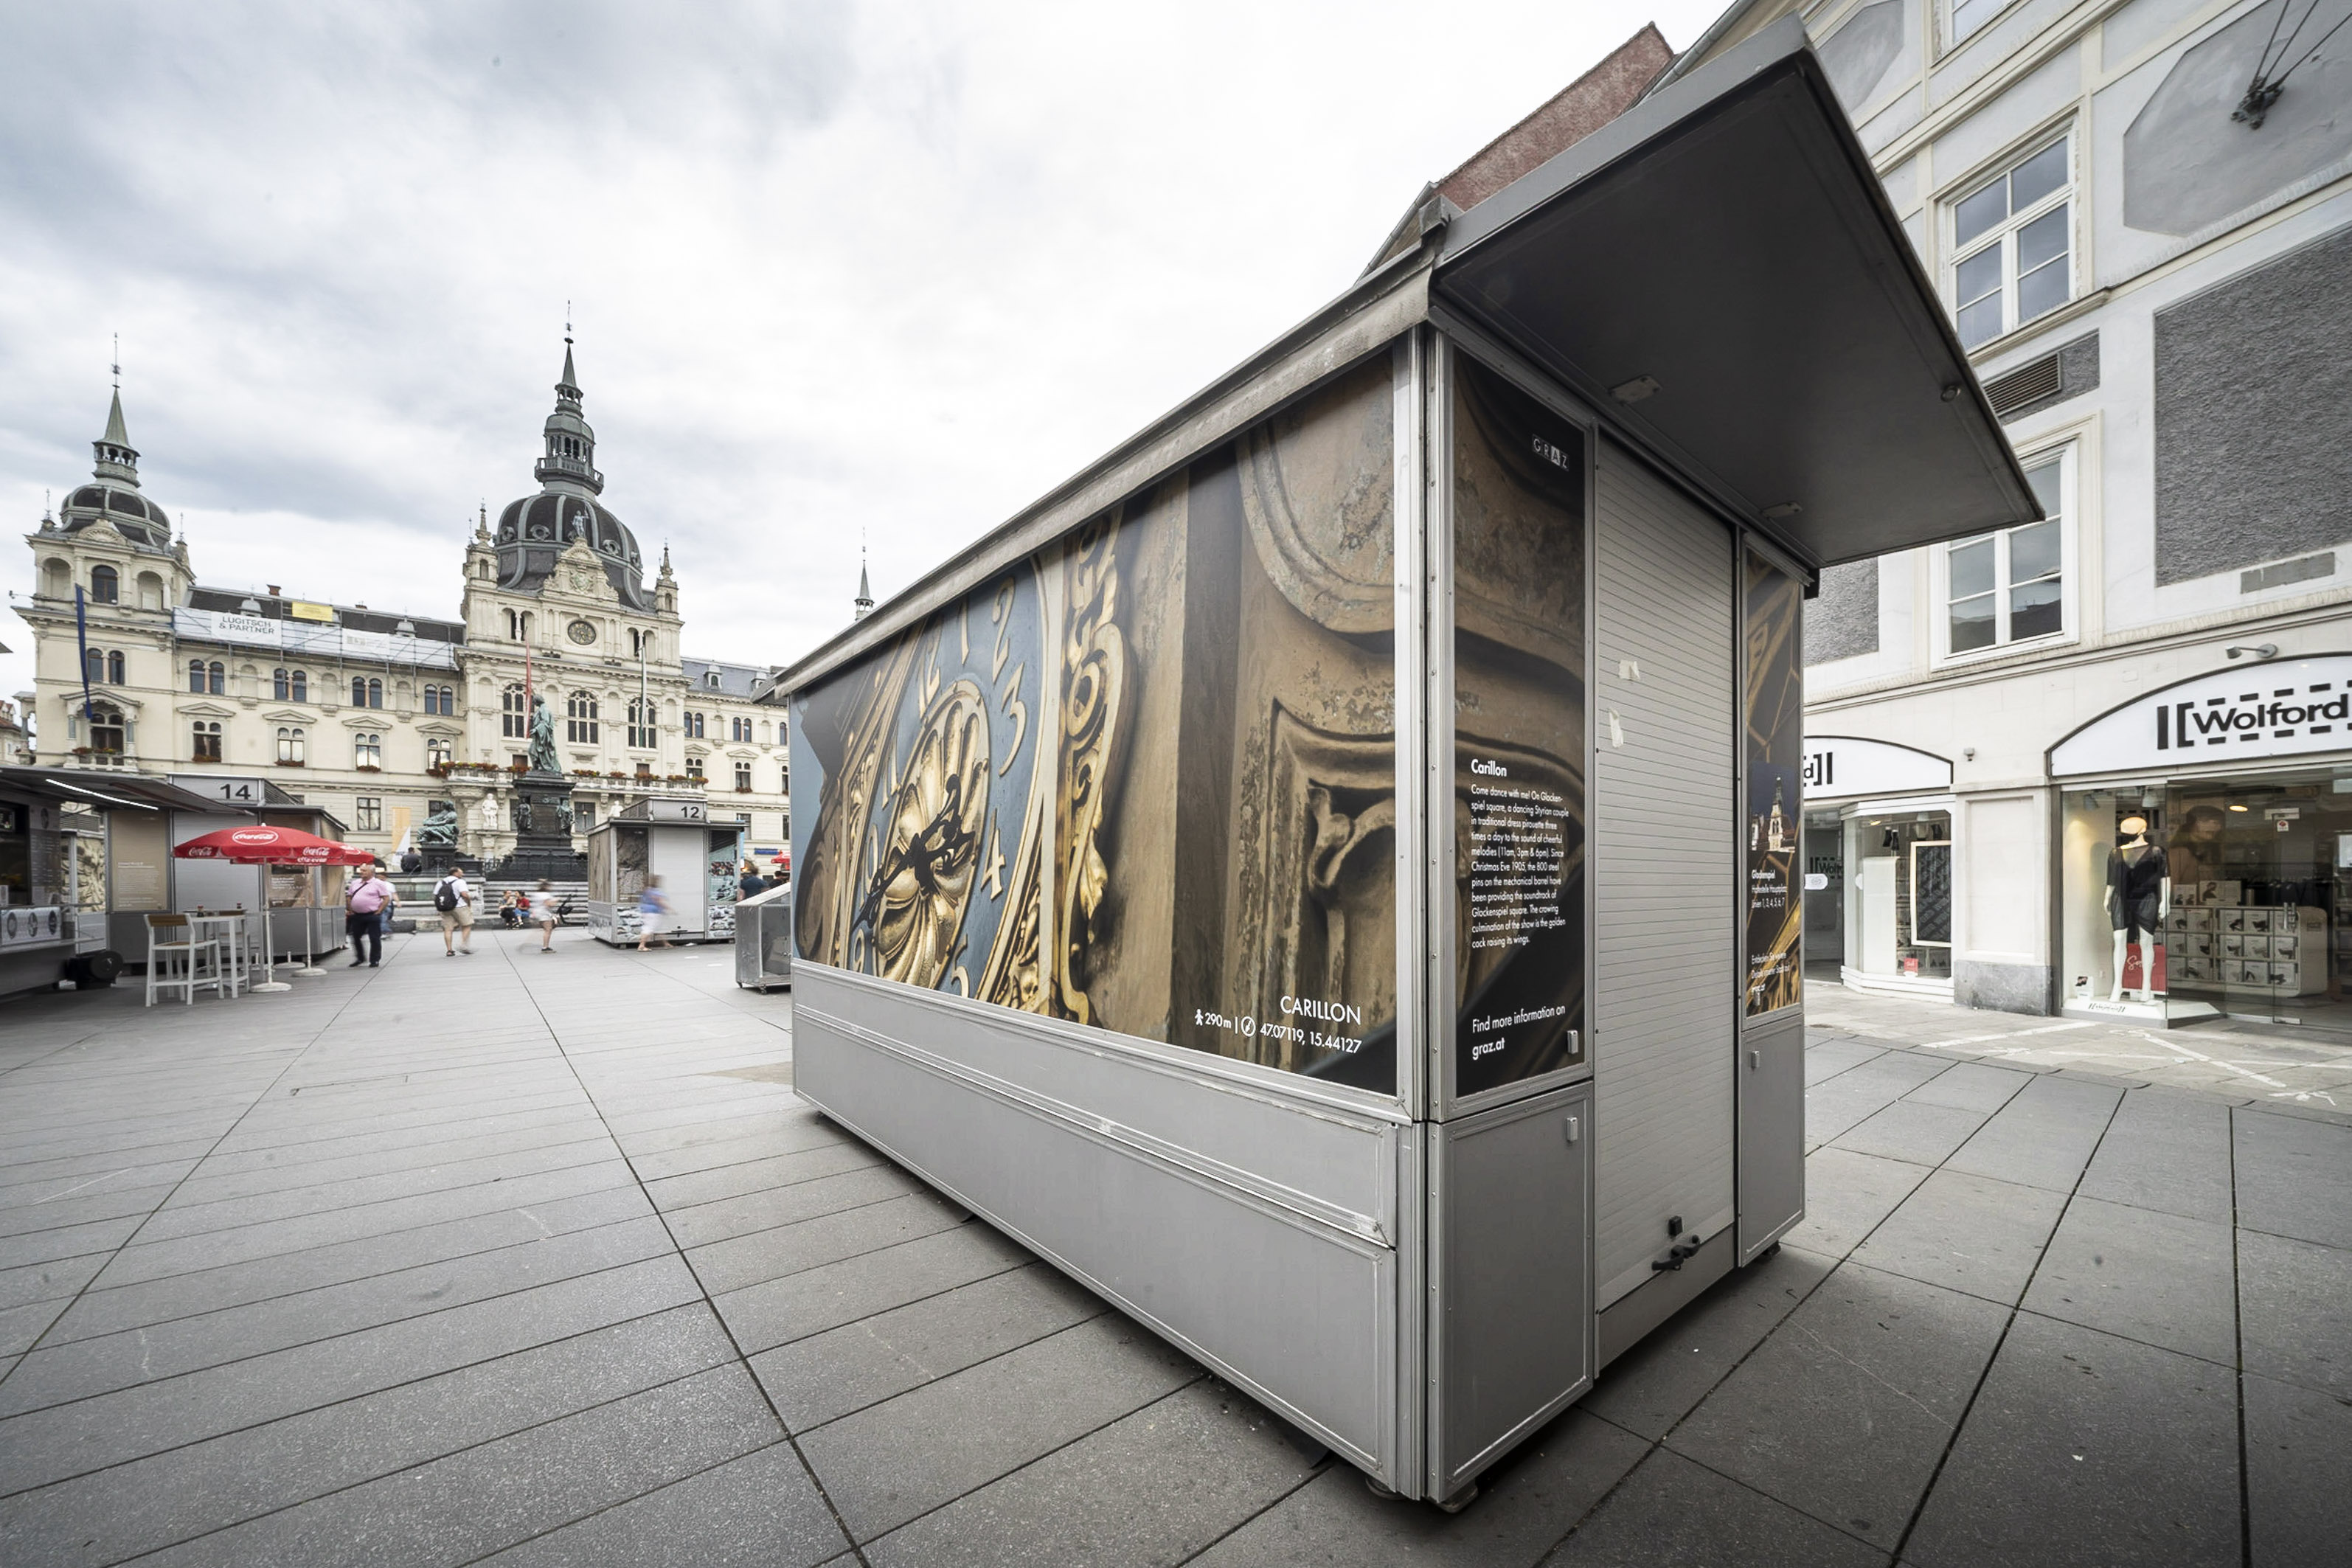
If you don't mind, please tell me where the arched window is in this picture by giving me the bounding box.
[89,564,119,603]
[206,659,223,695]
[685,754,704,781]
[192,720,223,762]
[190,659,207,693]
[136,572,164,611]
[733,761,752,792]
[86,649,106,685]
[368,677,383,709]
[626,698,655,749]
[683,710,705,739]
[41,558,69,599]
[290,669,307,702]
[355,732,382,769]
[277,726,306,765]
[427,737,453,769]
[566,691,599,743]
[732,715,753,743]
[705,670,721,689]
[351,676,365,707]
[111,651,128,685]
[273,667,290,700]
[89,704,125,754]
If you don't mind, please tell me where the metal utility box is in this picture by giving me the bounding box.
[734,881,795,991]
[583,797,743,945]
[777,22,2035,1505]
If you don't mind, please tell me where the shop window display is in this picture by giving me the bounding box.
[2064,776,2351,1028]
[1841,808,1952,983]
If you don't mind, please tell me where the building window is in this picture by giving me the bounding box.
[192,720,223,762]
[566,691,599,743]
[349,676,384,708]
[1945,453,2067,655]
[204,659,222,693]
[277,726,306,765]
[1950,135,2070,350]
[292,670,308,701]
[686,754,704,781]
[355,732,382,769]
[502,683,527,738]
[732,715,753,743]
[506,608,533,642]
[706,670,721,689]
[107,651,127,684]
[628,628,645,658]
[89,564,118,603]
[627,698,655,749]
[427,736,453,769]
[271,667,311,702]
[576,801,595,829]
[1946,0,2011,46]
[684,710,704,738]
[354,796,383,831]
[137,572,164,610]
[734,761,752,791]
[89,704,126,754]
[272,667,289,700]
[190,659,207,693]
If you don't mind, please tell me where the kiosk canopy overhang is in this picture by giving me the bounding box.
[1434,15,2039,569]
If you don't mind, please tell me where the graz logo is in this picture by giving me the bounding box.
[2157,682,2348,750]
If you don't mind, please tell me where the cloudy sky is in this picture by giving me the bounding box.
[0,0,1723,707]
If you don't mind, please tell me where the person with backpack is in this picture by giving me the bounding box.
[433,870,475,957]
[635,875,673,952]
[343,865,394,968]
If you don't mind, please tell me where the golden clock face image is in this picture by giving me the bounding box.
[857,679,992,988]
[566,619,597,645]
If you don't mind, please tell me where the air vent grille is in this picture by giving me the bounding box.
[1985,353,2062,417]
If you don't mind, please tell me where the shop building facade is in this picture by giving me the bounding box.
[1676,0,2352,1024]
[15,347,792,867]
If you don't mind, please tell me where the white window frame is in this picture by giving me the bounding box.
[1943,0,2015,50]
[1946,132,2074,350]
[1931,443,2078,667]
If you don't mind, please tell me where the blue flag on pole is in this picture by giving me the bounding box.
[73,585,94,721]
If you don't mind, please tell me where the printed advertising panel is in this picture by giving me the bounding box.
[791,356,1400,1094]
[1449,356,1587,1096]
[1744,549,1803,1016]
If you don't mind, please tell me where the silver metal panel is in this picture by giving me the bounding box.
[1392,330,1433,1491]
[1428,1082,1592,1499]
[794,965,1402,1480]
[1738,1007,1806,1263]
[1592,438,1738,1309]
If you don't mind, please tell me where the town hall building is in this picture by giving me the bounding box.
[15,345,791,867]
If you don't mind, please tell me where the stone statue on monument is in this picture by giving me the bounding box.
[528,694,560,774]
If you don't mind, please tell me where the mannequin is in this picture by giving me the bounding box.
[2106,814,2170,1003]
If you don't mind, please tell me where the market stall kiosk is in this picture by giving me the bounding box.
[169,777,350,963]
[0,768,260,996]
[779,21,2037,1505]
[583,797,744,945]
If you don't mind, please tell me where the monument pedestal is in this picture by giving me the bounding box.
[498,771,589,881]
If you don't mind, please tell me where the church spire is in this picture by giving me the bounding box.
[534,323,602,496]
[93,346,139,486]
[853,549,874,621]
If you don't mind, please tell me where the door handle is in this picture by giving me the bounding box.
[1563,1115,1580,1145]
[1749,1049,1760,1069]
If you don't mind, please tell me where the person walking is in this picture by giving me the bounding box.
[343,864,393,968]
[530,879,558,952]
[434,868,476,956]
[635,875,673,952]
[738,861,766,900]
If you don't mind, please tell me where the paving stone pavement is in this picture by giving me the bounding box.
[0,937,2345,1566]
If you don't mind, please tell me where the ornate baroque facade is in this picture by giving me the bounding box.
[15,348,791,865]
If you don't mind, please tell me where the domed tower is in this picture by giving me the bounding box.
[53,387,175,551]
[489,338,651,610]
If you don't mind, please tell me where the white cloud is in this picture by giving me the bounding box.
[0,0,1725,715]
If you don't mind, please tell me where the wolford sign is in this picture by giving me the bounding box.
[2050,654,2352,777]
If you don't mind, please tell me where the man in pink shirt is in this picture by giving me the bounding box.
[344,867,393,968]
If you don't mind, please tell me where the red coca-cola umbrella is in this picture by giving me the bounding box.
[174,825,372,866]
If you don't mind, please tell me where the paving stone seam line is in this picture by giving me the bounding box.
[0,1030,142,1086]
[1885,1084,2133,1565]
[493,931,880,1568]
[440,1435,807,1568]
[0,1242,686,1423]
[73,1341,754,1564]
[848,1372,1213,1554]
[24,1210,665,1353]
[0,958,401,1396]
[1169,1457,1338,1567]
[780,1300,1117,1441]
[2230,1106,2253,1568]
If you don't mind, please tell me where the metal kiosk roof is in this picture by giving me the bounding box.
[784,15,2032,691]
